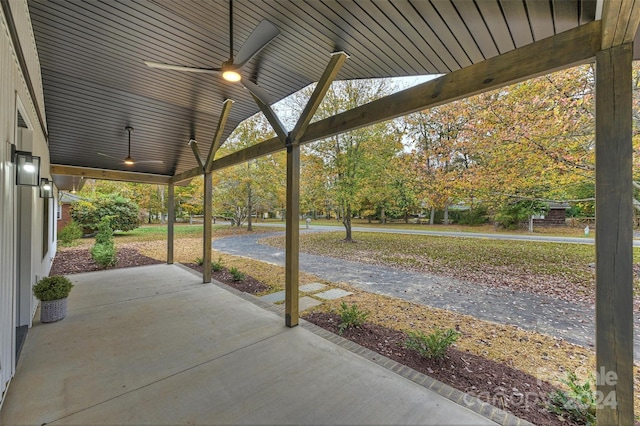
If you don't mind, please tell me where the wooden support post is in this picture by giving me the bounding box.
[203,172,213,283]
[285,139,300,327]
[167,183,175,264]
[595,43,634,425]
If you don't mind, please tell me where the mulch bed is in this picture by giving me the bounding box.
[185,263,270,294]
[303,311,579,426]
[50,247,162,275]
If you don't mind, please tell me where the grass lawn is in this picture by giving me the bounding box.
[262,217,596,238]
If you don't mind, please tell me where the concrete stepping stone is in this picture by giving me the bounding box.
[299,282,327,293]
[299,296,322,312]
[315,288,352,300]
[259,290,285,303]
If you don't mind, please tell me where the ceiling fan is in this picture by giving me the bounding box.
[97,126,163,166]
[144,0,279,104]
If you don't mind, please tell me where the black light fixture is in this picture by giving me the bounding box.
[12,145,40,186]
[40,178,53,198]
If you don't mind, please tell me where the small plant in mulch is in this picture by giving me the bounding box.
[547,372,596,425]
[195,257,204,266]
[211,256,224,272]
[404,328,460,360]
[58,220,83,246]
[338,301,369,334]
[229,267,245,281]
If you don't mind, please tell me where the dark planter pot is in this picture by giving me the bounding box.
[40,298,68,323]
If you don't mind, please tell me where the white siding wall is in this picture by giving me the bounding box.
[0,0,51,406]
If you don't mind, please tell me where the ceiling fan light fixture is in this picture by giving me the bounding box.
[124,156,135,165]
[221,62,241,82]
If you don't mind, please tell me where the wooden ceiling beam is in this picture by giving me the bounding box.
[189,139,205,170]
[205,99,234,173]
[172,20,601,183]
[51,164,170,185]
[291,51,349,143]
[252,94,289,144]
[601,0,640,49]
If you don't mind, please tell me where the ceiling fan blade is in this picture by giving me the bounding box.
[145,61,222,74]
[241,79,274,105]
[234,20,280,68]
[132,160,164,164]
[97,152,121,161]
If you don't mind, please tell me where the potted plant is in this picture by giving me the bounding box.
[33,275,74,323]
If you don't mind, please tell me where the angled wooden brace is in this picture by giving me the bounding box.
[188,139,204,170]
[290,51,349,144]
[205,99,234,173]
[251,93,289,144]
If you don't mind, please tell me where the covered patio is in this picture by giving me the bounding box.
[0,264,504,425]
[1,0,639,423]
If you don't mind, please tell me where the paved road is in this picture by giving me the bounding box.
[248,221,640,246]
[214,230,640,360]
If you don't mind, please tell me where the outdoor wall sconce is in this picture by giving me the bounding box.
[12,145,41,186]
[40,178,53,198]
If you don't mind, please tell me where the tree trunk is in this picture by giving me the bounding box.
[429,207,435,225]
[343,205,353,242]
[380,207,386,224]
[404,211,409,224]
[159,185,166,224]
[443,205,449,225]
[368,215,372,224]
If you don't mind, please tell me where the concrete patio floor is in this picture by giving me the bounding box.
[1,264,506,425]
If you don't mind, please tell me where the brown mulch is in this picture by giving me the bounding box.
[304,311,579,426]
[185,263,270,294]
[50,246,162,275]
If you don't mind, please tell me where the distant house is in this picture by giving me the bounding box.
[57,192,83,233]
[532,202,571,227]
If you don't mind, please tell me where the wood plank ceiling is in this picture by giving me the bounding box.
[28,0,599,182]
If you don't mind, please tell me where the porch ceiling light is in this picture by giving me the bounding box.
[40,178,53,198]
[12,145,41,186]
[221,62,241,82]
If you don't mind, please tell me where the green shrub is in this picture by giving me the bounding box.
[229,267,245,281]
[494,200,548,229]
[58,220,83,245]
[212,257,224,272]
[405,328,460,359]
[547,372,596,425]
[72,195,139,233]
[195,257,204,266]
[338,302,369,334]
[33,276,74,301]
[91,243,117,268]
[95,216,114,245]
[457,206,489,225]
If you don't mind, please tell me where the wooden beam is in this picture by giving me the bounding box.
[170,166,202,184]
[189,139,204,169]
[210,137,283,172]
[595,43,634,426]
[300,21,601,143]
[252,94,289,143]
[50,164,170,185]
[167,183,175,265]
[285,141,300,327]
[173,22,601,181]
[601,0,640,49]
[291,52,348,142]
[203,172,212,283]
[205,99,234,173]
